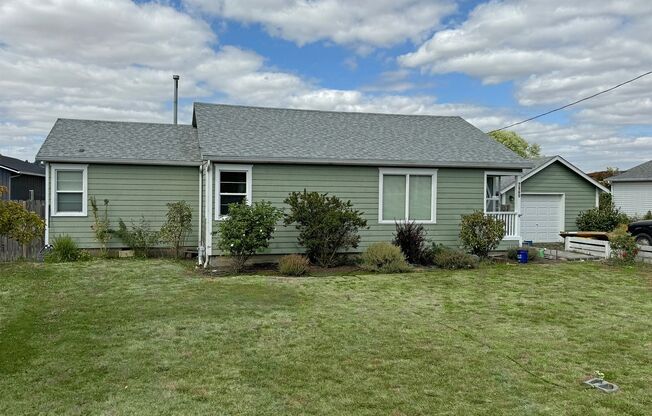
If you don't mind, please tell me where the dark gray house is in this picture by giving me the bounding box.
[0,154,45,200]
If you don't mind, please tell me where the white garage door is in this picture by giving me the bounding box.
[521,194,563,243]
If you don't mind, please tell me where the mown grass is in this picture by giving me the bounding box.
[0,259,650,415]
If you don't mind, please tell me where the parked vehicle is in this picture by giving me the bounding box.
[628,220,652,246]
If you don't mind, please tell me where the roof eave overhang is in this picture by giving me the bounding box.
[201,155,532,170]
[609,178,652,183]
[37,156,201,167]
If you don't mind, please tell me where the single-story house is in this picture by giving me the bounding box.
[608,160,652,217]
[36,103,534,264]
[0,154,45,201]
[500,155,609,243]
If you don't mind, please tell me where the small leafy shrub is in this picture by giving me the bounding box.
[115,217,159,257]
[393,220,427,264]
[459,211,505,258]
[89,196,112,256]
[216,201,283,272]
[361,242,411,273]
[598,192,612,210]
[433,248,479,269]
[644,210,652,220]
[278,254,311,276]
[159,201,193,258]
[45,235,88,262]
[609,225,639,264]
[0,188,45,256]
[419,242,446,266]
[506,246,539,262]
[284,190,368,267]
[576,202,628,232]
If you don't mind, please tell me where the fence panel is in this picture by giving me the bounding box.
[0,200,45,262]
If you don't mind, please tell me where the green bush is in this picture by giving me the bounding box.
[598,192,612,210]
[115,217,159,257]
[609,225,639,264]
[361,242,411,273]
[506,246,539,262]
[159,201,193,258]
[278,254,311,276]
[89,196,112,257]
[216,200,283,272]
[644,211,652,221]
[459,211,505,258]
[393,220,427,264]
[45,235,90,263]
[576,202,629,232]
[0,189,45,254]
[284,190,368,267]
[433,248,478,269]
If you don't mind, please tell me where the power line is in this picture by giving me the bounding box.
[487,70,652,133]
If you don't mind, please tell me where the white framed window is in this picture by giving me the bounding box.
[378,168,437,224]
[51,164,88,216]
[215,164,252,219]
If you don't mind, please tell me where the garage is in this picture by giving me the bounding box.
[520,194,563,243]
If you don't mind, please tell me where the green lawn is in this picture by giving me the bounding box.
[0,260,650,415]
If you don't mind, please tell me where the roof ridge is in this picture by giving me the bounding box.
[56,118,195,128]
[194,102,463,119]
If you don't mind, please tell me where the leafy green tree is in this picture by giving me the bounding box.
[283,190,368,267]
[489,130,541,159]
[159,201,193,258]
[216,200,282,272]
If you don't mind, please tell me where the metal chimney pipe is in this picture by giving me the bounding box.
[173,75,180,124]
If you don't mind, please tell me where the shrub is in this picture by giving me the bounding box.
[576,202,629,232]
[598,192,613,210]
[506,246,539,262]
[393,220,427,264]
[115,217,159,257]
[361,242,411,273]
[419,242,446,266]
[159,201,193,258]
[284,190,368,267]
[0,190,45,256]
[609,225,639,264]
[433,248,478,269]
[89,196,112,256]
[216,201,283,272]
[45,235,88,262]
[459,211,505,258]
[278,254,311,276]
[644,211,652,221]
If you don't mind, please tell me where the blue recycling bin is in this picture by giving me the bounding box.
[517,249,529,263]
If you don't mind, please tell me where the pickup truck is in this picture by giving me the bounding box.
[628,220,652,246]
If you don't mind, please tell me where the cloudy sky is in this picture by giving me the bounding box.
[1,0,651,171]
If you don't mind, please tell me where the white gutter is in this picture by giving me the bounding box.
[203,161,212,268]
[197,163,204,266]
[44,162,49,245]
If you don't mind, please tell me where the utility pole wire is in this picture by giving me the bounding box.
[487,71,652,133]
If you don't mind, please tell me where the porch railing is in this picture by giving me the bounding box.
[486,212,518,238]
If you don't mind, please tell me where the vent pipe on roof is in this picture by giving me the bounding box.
[173,75,180,125]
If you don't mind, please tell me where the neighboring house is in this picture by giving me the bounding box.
[0,154,45,201]
[608,160,652,217]
[500,156,609,243]
[36,103,532,263]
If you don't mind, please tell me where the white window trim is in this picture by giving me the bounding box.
[378,168,437,224]
[484,171,522,214]
[214,164,253,221]
[50,163,88,217]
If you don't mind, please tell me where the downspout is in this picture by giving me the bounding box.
[44,162,50,245]
[203,161,212,268]
[197,163,204,266]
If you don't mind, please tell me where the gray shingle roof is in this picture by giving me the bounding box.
[193,103,531,169]
[0,154,45,176]
[37,119,200,165]
[608,160,652,182]
[501,156,557,189]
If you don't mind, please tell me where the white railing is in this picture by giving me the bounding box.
[486,212,518,237]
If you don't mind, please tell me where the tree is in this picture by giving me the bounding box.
[489,130,541,159]
[216,200,282,272]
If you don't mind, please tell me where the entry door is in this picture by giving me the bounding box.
[520,194,563,242]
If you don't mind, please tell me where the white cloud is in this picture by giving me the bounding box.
[184,0,456,50]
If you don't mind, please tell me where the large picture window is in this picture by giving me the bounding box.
[215,164,252,219]
[51,164,88,216]
[379,168,437,223]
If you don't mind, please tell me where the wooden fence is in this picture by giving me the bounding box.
[564,236,652,263]
[0,200,45,262]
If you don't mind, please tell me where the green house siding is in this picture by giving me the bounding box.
[48,164,200,249]
[211,164,505,255]
[520,161,597,231]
